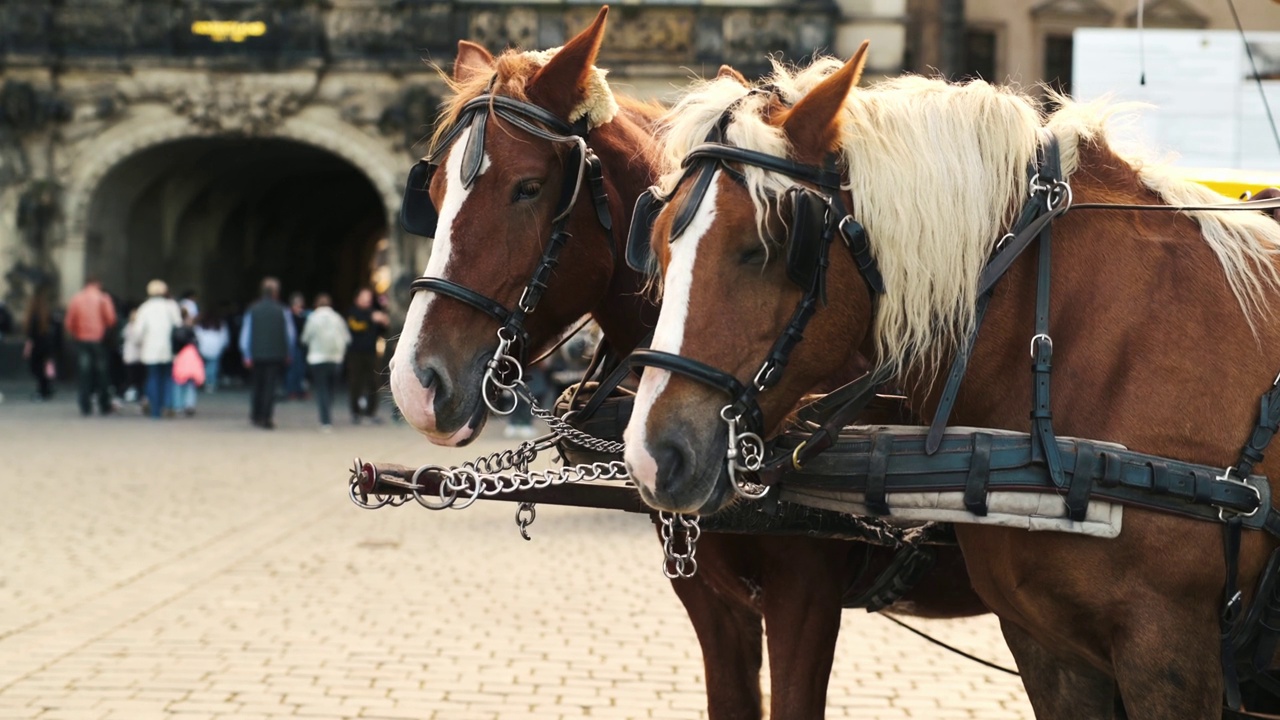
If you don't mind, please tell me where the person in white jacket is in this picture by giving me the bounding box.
[193,312,230,393]
[121,308,144,403]
[134,279,181,418]
[300,293,351,430]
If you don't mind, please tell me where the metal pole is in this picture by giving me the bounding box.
[938,0,965,79]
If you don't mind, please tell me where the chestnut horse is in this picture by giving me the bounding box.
[625,49,1280,718]
[388,12,985,719]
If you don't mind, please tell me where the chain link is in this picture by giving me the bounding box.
[353,335,701,576]
[659,511,700,579]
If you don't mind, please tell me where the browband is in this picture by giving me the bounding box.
[683,143,845,191]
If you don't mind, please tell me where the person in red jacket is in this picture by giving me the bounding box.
[64,276,118,416]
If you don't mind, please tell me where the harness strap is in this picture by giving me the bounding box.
[1236,379,1280,479]
[1224,514,1246,711]
[842,544,937,611]
[927,292,991,455]
[926,156,1058,455]
[682,143,844,191]
[410,277,513,325]
[963,432,993,516]
[755,368,889,487]
[627,349,755,425]
[1028,137,1070,505]
[575,334,653,423]
[1072,195,1280,213]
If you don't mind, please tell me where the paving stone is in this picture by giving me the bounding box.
[0,391,1034,719]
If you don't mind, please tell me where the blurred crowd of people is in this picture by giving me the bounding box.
[5,276,391,431]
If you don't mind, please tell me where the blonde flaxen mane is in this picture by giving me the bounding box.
[657,59,1280,377]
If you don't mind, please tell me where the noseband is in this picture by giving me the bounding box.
[403,91,614,414]
[625,107,885,497]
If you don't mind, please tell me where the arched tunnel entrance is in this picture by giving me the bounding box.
[85,137,388,312]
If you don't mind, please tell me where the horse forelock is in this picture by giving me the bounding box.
[428,47,619,159]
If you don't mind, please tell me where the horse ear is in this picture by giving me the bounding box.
[527,6,609,120]
[716,65,749,86]
[778,42,870,153]
[454,40,495,83]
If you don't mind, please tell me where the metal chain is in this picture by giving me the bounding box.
[659,511,700,579]
[355,334,701,575]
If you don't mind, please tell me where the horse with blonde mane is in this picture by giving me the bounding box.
[387,12,986,719]
[625,48,1280,717]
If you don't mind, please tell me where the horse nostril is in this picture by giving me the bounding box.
[415,364,440,392]
[652,438,692,496]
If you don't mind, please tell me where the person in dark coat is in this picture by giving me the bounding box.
[238,277,295,429]
[22,285,62,401]
[346,288,388,424]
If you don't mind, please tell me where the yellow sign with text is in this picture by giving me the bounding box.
[191,20,267,43]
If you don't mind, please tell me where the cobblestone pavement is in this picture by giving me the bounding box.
[0,387,1034,719]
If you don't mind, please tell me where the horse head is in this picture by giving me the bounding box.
[623,47,877,514]
[390,7,654,444]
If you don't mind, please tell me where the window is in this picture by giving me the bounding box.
[959,28,997,82]
[1044,34,1074,97]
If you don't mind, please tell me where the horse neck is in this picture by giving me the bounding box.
[923,138,1280,467]
[580,98,663,353]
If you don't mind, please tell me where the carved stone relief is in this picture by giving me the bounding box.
[171,83,306,135]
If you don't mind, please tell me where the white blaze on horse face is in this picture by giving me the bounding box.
[390,126,492,443]
[624,173,721,493]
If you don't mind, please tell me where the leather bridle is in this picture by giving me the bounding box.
[402,92,613,413]
[624,105,885,497]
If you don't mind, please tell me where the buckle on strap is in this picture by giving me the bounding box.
[1217,468,1263,522]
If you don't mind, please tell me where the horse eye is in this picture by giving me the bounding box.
[513,180,543,202]
[739,244,767,266]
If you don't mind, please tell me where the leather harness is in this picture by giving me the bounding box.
[402,93,613,367]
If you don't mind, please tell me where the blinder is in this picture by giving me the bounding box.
[399,94,612,241]
[401,160,439,238]
[784,187,830,296]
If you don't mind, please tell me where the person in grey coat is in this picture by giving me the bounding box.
[239,277,294,429]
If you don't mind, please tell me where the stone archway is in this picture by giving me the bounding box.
[59,111,410,311]
[84,137,388,313]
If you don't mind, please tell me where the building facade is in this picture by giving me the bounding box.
[910,0,1280,93]
[0,0,901,322]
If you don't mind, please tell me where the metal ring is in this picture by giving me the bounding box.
[410,464,456,510]
[483,381,520,416]
[719,405,738,423]
[730,476,771,500]
[1046,181,1073,212]
[791,440,809,471]
[995,233,1015,252]
[1029,333,1053,359]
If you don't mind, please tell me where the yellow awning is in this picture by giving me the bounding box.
[1178,168,1280,200]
